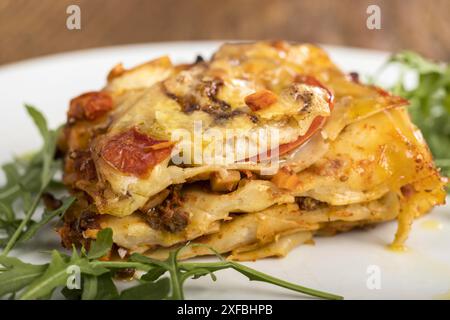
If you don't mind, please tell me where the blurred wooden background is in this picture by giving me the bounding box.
[0,0,449,65]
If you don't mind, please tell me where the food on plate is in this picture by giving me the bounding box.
[58,41,447,261]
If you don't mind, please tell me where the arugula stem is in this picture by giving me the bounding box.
[180,268,217,283]
[92,261,151,271]
[1,189,43,256]
[230,262,343,300]
[180,261,343,300]
[168,251,184,300]
[181,262,229,273]
[169,267,184,300]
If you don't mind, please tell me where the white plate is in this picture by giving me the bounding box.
[0,41,449,300]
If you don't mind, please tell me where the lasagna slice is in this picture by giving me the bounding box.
[58,41,447,261]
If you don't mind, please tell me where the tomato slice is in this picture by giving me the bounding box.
[277,76,334,157]
[248,76,334,162]
[101,128,173,177]
[277,115,327,156]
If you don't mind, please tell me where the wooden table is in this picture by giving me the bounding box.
[0,0,449,65]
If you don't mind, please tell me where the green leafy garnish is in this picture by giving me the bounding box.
[0,256,47,297]
[18,197,75,244]
[377,51,450,180]
[0,229,343,300]
[119,278,170,300]
[61,273,119,300]
[87,228,113,260]
[0,105,73,254]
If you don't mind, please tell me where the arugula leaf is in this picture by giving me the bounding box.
[0,201,14,222]
[62,273,119,300]
[24,104,57,187]
[81,275,99,300]
[73,251,109,276]
[24,105,50,141]
[87,228,113,260]
[0,256,47,297]
[0,105,67,255]
[386,51,444,74]
[3,231,116,300]
[141,267,167,282]
[19,250,70,300]
[0,163,24,206]
[17,240,112,300]
[119,278,170,300]
[88,273,119,300]
[18,197,75,243]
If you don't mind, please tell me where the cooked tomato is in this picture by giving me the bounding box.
[101,128,173,177]
[247,76,333,162]
[276,75,334,156]
[68,91,113,122]
[278,116,327,156]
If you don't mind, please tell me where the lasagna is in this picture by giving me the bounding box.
[58,41,447,261]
